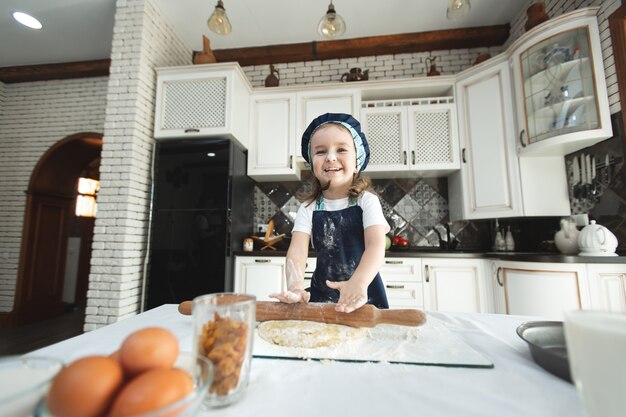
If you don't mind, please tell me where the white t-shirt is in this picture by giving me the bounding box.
[292,191,390,235]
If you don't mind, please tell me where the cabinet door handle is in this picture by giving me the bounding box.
[403,151,407,165]
[386,284,405,289]
[385,260,403,264]
[496,267,503,287]
[289,155,293,169]
[425,264,430,283]
[462,148,467,163]
[411,150,415,165]
[255,259,271,263]
[184,128,200,133]
[519,129,527,148]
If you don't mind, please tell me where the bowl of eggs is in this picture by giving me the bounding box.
[0,356,64,417]
[34,327,214,417]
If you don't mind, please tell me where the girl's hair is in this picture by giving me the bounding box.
[297,122,374,204]
[297,173,373,205]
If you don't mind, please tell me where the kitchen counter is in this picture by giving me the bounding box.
[31,305,581,417]
[234,250,626,263]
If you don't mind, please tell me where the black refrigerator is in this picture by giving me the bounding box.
[144,139,253,310]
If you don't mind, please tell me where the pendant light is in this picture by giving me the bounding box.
[318,1,346,39]
[208,0,232,35]
[447,0,471,20]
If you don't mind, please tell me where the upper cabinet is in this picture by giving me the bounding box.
[296,89,361,152]
[361,101,459,177]
[451,57,523,220]
[247,91,300,181]
[510,7,612,156]
[154,63,252,149]
[247,86,359,181]
[359,79,459,178]
[451,56,571,220]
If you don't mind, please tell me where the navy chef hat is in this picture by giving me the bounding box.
[301,113,371,173]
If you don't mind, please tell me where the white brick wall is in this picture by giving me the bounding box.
[84,0,191,330]
[507,0,622,112]
[0,77,109,313]
[241,46,504,88]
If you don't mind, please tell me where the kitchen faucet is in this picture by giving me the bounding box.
[433,223,459,251]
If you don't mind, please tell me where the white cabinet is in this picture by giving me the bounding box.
[154,63,251,149]
[450,57,523,220]
[248,87,359,181]
[510,7,612,156]
[422,258,491,313]
[380,257,490,313]
[234,256,285,301]
[379,258,423,309]
[493,261,588,320]
[450,56,571,220]
[296,89,361,151]
[247,92,300,181]
[586,264,626,312]
[361,99,459,177]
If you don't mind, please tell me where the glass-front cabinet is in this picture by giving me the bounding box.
[511,7,612,156]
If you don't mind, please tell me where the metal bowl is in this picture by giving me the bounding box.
[516,321,572,382]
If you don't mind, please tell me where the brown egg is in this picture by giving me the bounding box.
[109,349,121,362]
[109,368,194,417]
[47,355,124,417]
[119,327,178,377]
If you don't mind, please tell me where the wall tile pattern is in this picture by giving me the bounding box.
[252,174,490,251]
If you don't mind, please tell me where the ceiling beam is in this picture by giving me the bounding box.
[0,25,509,83]
[213,24,510,66]
[0,60,110,84]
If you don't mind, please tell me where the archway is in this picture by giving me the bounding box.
[13,132,102,325]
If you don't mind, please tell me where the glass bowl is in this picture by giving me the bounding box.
[0,355,64,417]
[35,352,214,417]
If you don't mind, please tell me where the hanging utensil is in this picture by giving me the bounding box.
[572,156,580,185]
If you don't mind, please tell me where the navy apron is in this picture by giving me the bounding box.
[309,197,389,309]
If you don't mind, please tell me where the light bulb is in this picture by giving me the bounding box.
[208,0,232,35]
[447,0,471,20]
[12,11,43,29]
[318,2,346,39]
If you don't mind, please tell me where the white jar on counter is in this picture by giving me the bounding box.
[554,218,579,255]
[577,220,618,256]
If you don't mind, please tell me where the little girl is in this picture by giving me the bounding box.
[270,113,390,313]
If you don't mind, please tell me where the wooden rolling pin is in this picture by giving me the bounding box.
[177,300,426,328]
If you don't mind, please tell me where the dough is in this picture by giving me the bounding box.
[257,320,368,349]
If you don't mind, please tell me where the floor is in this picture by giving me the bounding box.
[0,306,85,356]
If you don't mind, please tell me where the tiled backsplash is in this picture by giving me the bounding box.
[252,171,490,251]
[252,112,626,254]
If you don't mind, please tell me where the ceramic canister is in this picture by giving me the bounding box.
[577,220,618,256]
[554,218,579,255]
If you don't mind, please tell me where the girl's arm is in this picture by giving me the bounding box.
[326,224,387,313]
[268,231,311,303]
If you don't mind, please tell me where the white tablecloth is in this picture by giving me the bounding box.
[31,305,580,417]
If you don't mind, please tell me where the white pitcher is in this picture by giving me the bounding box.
[554,218,579,255]
[577,220,618,256]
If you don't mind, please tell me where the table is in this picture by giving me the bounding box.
[32,305,581,417]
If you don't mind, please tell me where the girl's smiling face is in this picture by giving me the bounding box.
[310,123,356,193]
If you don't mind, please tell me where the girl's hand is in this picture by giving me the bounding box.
[269,289,311,304]
[325,280,368,313]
